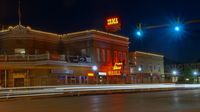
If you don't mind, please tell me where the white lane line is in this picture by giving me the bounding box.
[0,93,64,99]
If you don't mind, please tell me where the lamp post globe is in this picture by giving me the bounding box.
[92,65,98,71]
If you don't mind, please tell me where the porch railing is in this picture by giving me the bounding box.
[0,54,50,62]
[0,54,92,63]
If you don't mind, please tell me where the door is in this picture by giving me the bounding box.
[14,78,24,87]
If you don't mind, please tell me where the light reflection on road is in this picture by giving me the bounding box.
[0,89,200,112]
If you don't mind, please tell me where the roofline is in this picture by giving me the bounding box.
[133,51,164,57]
[64,29,129,40]
[0,25,62,37]
[0,26,128,40]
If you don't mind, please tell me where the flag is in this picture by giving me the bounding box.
[18,0,21,25]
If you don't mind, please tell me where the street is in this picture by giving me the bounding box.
[0,89,200,112]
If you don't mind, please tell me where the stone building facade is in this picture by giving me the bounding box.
[129,51,164,83]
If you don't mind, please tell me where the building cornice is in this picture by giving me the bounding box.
[0,25,129,45]
[63,29,129,41]
[133,51,164,58]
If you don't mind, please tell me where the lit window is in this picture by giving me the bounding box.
[15,49,25,54]
[81,49,86,56]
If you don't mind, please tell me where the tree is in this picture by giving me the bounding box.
[178,67,194,84]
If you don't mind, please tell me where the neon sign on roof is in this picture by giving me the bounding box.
[105,17,121,32]
[106,17,119,26]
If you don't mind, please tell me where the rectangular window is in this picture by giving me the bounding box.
[154,65,156,70]
[81,49,86,56]
[114,51,118,63]
[123,52,127,64]
[101,49,105,62]
[149,65,153,72]
[106,49,110,62]
[118,52,122,62]
[158,65,161,72]
[97,48,100,62]
[15,49,26,54]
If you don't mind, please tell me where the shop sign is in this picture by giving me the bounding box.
[113,62,123,70]
[50,54,65,61]
[68,56,91,63]
[51,69,74,74]
[98,72,107,76]
[13,73,26,78]
[108,71,121,76]
[87,73,94,77]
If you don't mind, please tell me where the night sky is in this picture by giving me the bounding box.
[0,0,200,63]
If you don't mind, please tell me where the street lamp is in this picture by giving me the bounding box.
[193,70,199,83]
[138,66,143,83]
[138,66,142,72]
[172,70,178,83]
[193,71,198,76]
[92,65,98,71]
[92,65,98,84]
[172,70,178,76]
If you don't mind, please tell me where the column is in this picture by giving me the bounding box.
[79,76,82,85]
[4,70,7,88]
[65,76,68,85]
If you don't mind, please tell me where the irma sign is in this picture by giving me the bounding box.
[105,17,121,32]
[106,17,119,26]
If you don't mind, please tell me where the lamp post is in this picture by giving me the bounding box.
[150,73,153,83]
[92,65,98,84]
[172,70,178,83]
[138,66,142,83]
[193,71,198,83]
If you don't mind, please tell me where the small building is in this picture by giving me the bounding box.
[129,51,164,83]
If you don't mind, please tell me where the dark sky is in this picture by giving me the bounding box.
[0,0,200,63]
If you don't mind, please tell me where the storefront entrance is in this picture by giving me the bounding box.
[13,73,26,87]
[14,78,24,87]
[65,76,87,85]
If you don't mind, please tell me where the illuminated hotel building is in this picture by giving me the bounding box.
[129,51,164,83]
[0,25,129,87]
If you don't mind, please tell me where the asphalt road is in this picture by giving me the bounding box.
[1,89,200,112]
